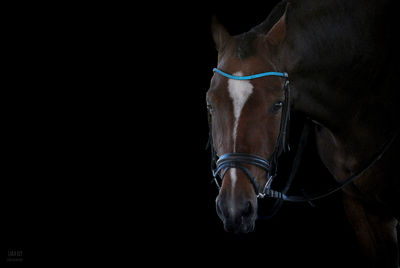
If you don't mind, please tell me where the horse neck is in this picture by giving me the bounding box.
[265,0,400,170]
[289,76,350,133]
[276,0,396,140]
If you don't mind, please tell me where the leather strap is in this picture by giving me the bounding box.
[279,128,399,202]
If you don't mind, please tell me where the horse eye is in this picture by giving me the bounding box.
[271,101,283,113]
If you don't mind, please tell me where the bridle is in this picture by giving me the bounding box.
[208,67,400,205]
[209,68,291,199]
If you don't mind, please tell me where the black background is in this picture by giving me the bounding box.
[3,1,366,266]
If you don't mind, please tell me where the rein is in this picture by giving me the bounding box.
[208,68,400,205]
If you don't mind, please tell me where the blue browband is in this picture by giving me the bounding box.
[213,68,288,80]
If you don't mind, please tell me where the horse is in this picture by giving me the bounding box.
[206,0,400,267]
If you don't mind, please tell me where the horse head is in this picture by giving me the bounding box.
[206,10,288,233]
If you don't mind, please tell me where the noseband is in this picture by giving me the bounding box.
[209,68,291,199]
[213,153,274,198]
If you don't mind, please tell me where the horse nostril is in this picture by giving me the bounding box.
[243,201,253,217]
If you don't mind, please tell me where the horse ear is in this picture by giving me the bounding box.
[211,16,231,52]
[265,4,288,46]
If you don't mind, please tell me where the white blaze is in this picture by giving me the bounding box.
[230,168,238,199]
[227,71,254,192]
